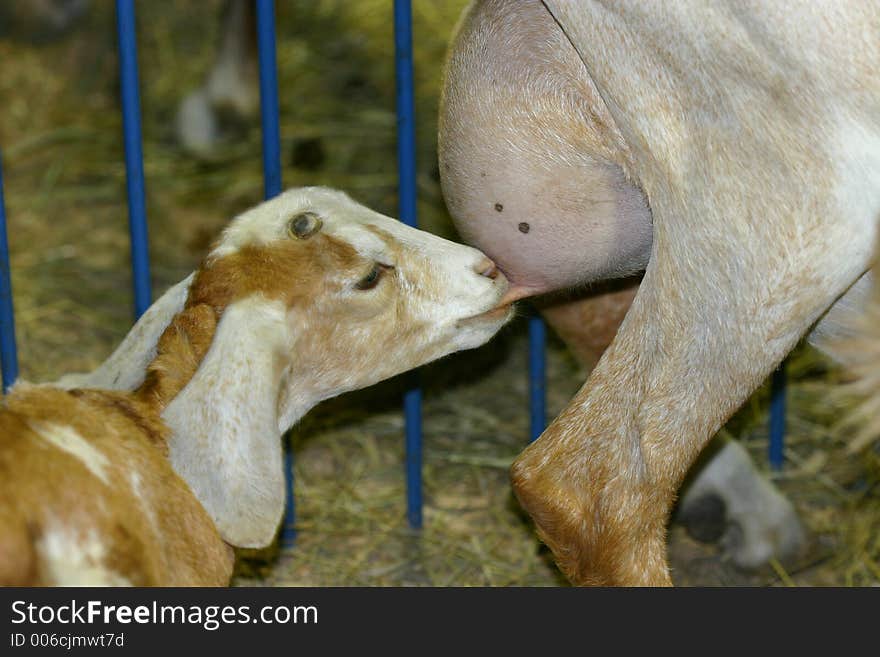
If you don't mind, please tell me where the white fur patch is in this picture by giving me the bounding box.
[831,113,880,262]
[37,522,131,586]
[29,421,110,485]
[128,470,159,536]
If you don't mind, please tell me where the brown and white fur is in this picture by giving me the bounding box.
[0,187,512,585]
[440,0,879,585]
[535,286,807,571]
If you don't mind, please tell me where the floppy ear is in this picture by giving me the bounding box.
[53,274,195,391]
[160,295,292,549]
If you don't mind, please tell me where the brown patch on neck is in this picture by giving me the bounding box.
[136,304,218,410]
[136,235,362,409]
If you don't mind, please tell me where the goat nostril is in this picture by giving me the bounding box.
[476,258,499,280]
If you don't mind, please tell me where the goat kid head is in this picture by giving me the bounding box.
[142,187,511,548]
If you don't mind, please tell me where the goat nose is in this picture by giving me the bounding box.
[475,257,499,280]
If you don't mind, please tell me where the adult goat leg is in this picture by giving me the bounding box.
[513,203,872,585]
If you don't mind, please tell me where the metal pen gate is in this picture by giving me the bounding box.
[0,0,787,552]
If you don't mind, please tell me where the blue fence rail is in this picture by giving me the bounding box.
[116,0,152,320]
[0,0,786,542]
[769,364,787,470]
[528,314,546,443]
[0,154,18,393]
[253,0,295,545]
[393,0,424,530]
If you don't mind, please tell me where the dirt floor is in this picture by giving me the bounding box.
[0,1,877,587]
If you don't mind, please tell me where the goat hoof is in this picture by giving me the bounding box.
[720,495,808,571]
[678,493,727,544]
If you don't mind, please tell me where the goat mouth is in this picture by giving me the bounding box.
[458,302,515,326]
[497,284,539,306]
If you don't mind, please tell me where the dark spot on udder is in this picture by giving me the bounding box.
[518,222,530,234]
[480,172,486,178]
[494,203,503,212]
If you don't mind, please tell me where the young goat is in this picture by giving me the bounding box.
[0,187,511,585]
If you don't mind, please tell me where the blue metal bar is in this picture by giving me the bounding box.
[528,314,546,443]
[394,0,423,529]
[256,0,282,200]
[115,0,152,319]
[769,361,786,470]
[255,0,294,546]
[0,154,18,392]
[281,436,296,546]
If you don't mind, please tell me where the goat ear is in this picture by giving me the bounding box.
[160,295,291,549]
[53,274,195,391]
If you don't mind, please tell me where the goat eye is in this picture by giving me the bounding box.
[287,212,322,239]
[355,264,385,291]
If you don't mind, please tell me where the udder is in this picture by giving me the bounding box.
[440,141,651,296]
[438,0,653,298]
